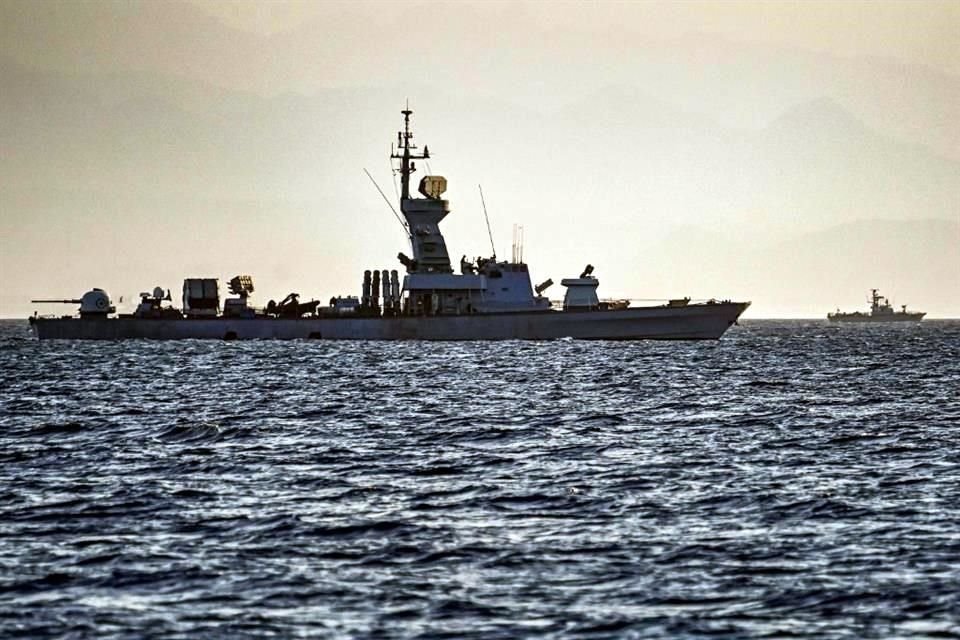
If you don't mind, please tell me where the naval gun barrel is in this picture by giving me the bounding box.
[31,299,82,304]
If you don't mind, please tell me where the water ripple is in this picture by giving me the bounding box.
[0,319,958,638]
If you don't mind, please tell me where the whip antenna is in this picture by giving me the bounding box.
[364,168,409,237]
[479,184,497,260]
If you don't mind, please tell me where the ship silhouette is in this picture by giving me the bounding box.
[828,289,925,323]
[30,108,750,340]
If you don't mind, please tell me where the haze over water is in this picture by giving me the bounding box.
[1,0,958,318]
[1,319,959,637]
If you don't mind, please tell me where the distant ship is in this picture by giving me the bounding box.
[828,289,925,323]
[29,108,750,341]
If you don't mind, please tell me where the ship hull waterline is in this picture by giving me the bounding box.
[30,302,749,341]
[827,314,925,324]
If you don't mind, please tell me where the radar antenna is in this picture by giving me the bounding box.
[512,224,525,264]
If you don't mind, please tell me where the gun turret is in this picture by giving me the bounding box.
[32,289,114,317]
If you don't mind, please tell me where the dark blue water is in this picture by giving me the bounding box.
[1,320,959,638]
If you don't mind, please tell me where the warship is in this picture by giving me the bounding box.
[828,289,925,323]
[29,108,749,341]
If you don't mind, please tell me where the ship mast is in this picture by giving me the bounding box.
[391,107,429,200]
[387,106,452,274]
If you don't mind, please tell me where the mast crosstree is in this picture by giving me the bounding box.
[391,108,430,201]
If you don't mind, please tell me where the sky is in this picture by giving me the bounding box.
[191,0,960,75]
[1,0,958,317]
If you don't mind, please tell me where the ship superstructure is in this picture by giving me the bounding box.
[29,108,750,340]
[828,289,925,323]
[391,108,550,316]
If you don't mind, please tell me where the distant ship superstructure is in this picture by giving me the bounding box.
[828,289,925,323]
[29,108,750,340]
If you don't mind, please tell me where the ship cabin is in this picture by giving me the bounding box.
[402,259,550,316]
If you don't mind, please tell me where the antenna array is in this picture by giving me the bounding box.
[511,224,525,264]
[478,185,497,260]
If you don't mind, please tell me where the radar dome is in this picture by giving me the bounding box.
[418,175,447,199]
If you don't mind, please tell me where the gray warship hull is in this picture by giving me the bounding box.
[31,302,749,341]
[827,312,925,323]
[828,289,925,323]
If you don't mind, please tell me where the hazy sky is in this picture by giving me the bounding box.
[189,0,960,75]
[1,0,958,317]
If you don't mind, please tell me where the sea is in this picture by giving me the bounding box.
[1,319,958,639]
